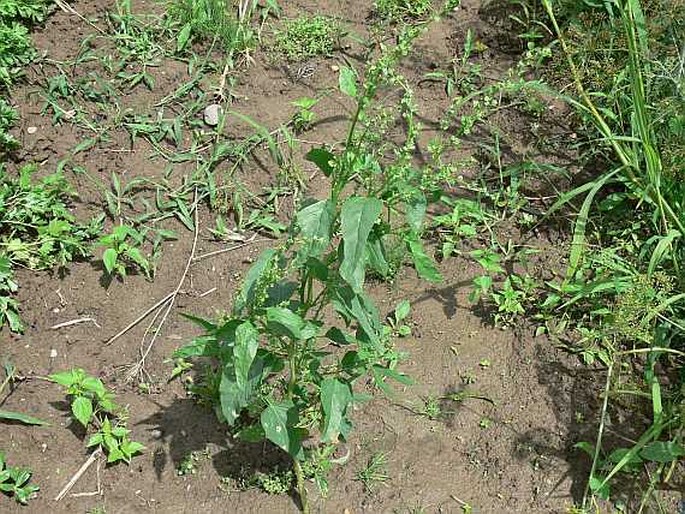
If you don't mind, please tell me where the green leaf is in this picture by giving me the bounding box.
[219,358,264,426]
[261,401,302,458]
[338,66,358,98]
[102,248,117,274]
[332,287,382,349]
[405,193,427,232]
[305,148,335,177]
[406,235,442,282]
[233,321,259,388]
[49,369,82,387]
[366,229,389,277]
[71,396,93,427]
[340,196,382,293]
[266,307,305,340]
[233,248,277,315]
[177,23,192,52]
[0,409,49,426]
[296,199,334,257]
[639,441,685,463]
[394,300,411,322]
[320,378,353,443]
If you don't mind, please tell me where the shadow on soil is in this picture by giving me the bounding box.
[138,397,302,507]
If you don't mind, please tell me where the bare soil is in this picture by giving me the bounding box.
[1,1,605,512]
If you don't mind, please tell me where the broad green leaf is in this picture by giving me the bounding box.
[338,66,357,98]
[320,378,353,443]
[233,321,259,388]
[0,409,49,426]
[405,193,427,232]
[261,401,302,458]
[72,396,93,427]
[102,248,117,274]
[296,199,334,257]
[49,369,82,387]
[366,229,389,277]
[340,197,382,292]
[639,441,685,463]
[394,300,411,322]
[233,249,277,315]
[305,148,335,177]
[266,307,304,340]
[332,287,382,349]
[406,235,442,282]
[177,23,192,52]
[220,358,264,426]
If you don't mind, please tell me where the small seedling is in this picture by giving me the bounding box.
[386,300,412,337]
[291,97,320,133]
[50,369,144,464]
[0,452,38,504]
[355,452,390,492]
[177,449,208,476]
[99,225,153,280]
[478,417,492,430]
[254,469,294,495]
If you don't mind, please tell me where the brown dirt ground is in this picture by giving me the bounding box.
[1,0,612,512]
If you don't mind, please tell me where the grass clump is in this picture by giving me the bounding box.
[373,0,433,22]
[167,0,278,55]
[273,15,341,61]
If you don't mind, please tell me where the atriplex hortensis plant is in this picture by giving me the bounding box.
[174,7,456,512]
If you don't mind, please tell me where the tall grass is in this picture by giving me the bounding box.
[541,0,684,509]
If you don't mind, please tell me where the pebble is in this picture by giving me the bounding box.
[331,64,340,72]
[27,126,37,134]
[150,429,163,439]
[203,104,223,126]
[50,349,57,358]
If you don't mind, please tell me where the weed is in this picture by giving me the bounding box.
[254,469,294,495]
[168,0,278,57]
[0,362,48,426]
[355,452,390,492]
[50,369,144,464]
[177,449,208,476]
[99,225,153,280]
[290,97,320,133]
[273,15,341,62]
[0,452,38,504]
[0,165,101,331]
[373,0,433,23]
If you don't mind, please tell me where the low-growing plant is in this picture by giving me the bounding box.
[290,97,320,133]
[0,452,38,505]
[0,165,101,331]
[99,224,153,280]
[273,15,341,62]
[355,451,390,492]
[50,369,144,464]
[373,0,433,23]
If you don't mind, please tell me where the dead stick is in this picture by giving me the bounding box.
[129,190,200,376]
[54,448,102,501]
[105,292,174,346]
[51,317,100,330]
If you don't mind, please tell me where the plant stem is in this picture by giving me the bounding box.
[293,459,310,514]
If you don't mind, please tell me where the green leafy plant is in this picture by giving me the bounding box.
[174,16,459,512]
[373,0,433,22]
[0,452,38,504]
[273,15,341,61]
[99,225,153,280]
[291,97,320,133]
[50,369,144,464]
[0,165,101,331]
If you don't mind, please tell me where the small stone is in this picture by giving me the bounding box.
[27,126,37,134]
[150,429,163,439]
[203,104,223,126]
[50,349,57,358]
[331,64,340,72]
